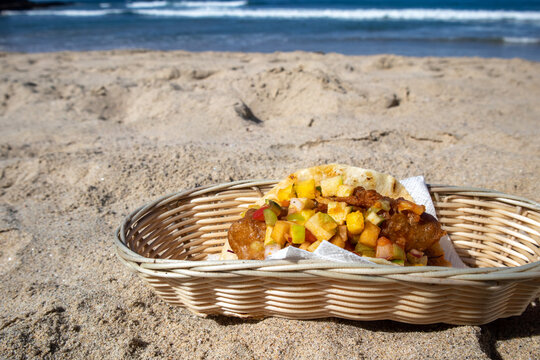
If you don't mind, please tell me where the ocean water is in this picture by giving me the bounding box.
[1,0,539,60]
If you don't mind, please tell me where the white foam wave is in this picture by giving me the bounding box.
[4,7,540,22]
[503,37,540,44]
[2,9,125,16]
[178,1,247,7]
[127,1,167,9]
[135,8,540,21]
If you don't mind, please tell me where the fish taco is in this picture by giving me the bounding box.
[222,164,450,267]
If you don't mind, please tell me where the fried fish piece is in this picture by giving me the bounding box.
[227,209,266,260]
[381,212,446,252]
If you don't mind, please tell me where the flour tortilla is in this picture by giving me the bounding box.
[258,164,412,206]
[221,164,412,261]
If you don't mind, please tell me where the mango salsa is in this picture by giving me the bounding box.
[229,171,444,266]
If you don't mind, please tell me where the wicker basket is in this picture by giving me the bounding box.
[115,180,540,325]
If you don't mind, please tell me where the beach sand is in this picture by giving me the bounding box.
[0,50,539,359]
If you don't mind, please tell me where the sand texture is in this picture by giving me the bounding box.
[0,50,539,359]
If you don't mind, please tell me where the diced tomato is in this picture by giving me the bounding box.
[252,205,269,221]
[376,236,392,247]
[376,243,394,259]
[375,236,394,259]
[305,229,317,243]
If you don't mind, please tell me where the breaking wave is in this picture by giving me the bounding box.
[134,8,540,21]
[126,1,168,9]
[3,7,540,23]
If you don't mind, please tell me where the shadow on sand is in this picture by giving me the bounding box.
[209,300,539,360]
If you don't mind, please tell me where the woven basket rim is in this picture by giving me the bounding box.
[115,180,540,281]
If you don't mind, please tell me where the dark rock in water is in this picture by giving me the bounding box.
[0,1,73,12]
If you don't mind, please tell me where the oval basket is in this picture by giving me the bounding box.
[115,180,540,325]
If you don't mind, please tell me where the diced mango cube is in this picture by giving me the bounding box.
[295,179,316,199]
[307,239,323,252]
[304,212,337,241]
[346,211,364,235]
[320,176,343,197]
[270,221,290,247]
[336,184,355,197]
[330,236,346,248]
[299,209,316,222]
[299,241,311,251]
[277,184,296,202]
[327,201,352,225]
[264,225,275,246]
[337,225,347,241]
[359,221,380,248]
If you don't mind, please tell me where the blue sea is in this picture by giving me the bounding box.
[1,0,539,60]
